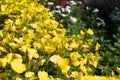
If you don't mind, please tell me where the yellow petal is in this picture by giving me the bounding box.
[70,71,79,78]
[57,57,69,69]
[87,28,94,35]
[116,67,120,74]
[16,77,22,80]
[0,58,7,68]
[0,47,7,52]
[27,48,37,60]
[95,43,100,51]
[6,53,13,63]
[50,55,60,64]
[38,59,46,66]
[1,5,6,11]
[11,59,26,73]
[19,45,27,53]
[38,71,50,80]
[25,71,35,78]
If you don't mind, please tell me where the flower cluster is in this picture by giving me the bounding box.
[45,0,98,28]
[0,0,119,80]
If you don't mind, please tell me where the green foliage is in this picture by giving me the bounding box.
[96,7,120,76]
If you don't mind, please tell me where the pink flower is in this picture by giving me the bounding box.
[80,4,86,8]
[54,0,67,6]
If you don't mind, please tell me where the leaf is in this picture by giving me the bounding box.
[0,73,8,80]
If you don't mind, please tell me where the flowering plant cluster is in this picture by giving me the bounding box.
[0,0,120,80]
[39,0,120,78]
[43,0,98,29]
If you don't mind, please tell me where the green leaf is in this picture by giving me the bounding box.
[0,73,8,80]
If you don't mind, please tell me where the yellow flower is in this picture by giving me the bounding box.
[89,61,98,68]
[25,71,35,78]
[33,42,42,49]
[50,55,61,64]
[14,38,23,44]
[116,67,120,74]
[70,52,81,66]
[69,41,79,49]
[61,66,70,77]
[19,45,27,53]
[54,78,61,80]
[79,59,87,65]
[50,55,70,77]
[82,44,89,48]
[111,71,115,77]
[82,75,119,80]
[64,42,72,50]
[11,59,26,73]
[57,57,69,69]
[72,61,80,66]
[0,47,7,52]
[37,59,46,66]
[49,76,54,80]
[27,48,39,60]
[95,43,100,51]
[6,53,22,64]
[38,71,50,80]
[15,18,21,25]
[1,5,7,11]
[79,65,87,74]
[31,23,37,29]
[57,57,70,77]
[9,42,19,49]
[27,29,35,39]
[44,45,56,54]
[12,54,22,59]
[87,28,94,35]
[70,71,79,78]
[86,67,93,72]
[87,39,93,45]
[16,77,22,80]
[0,58,7,68]
[70,52,81,61]
[80,30,85,36]
[71,71,83,80]
[87,53,100,68]
[6,53,12,64]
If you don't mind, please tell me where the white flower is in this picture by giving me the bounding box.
[70,1,77,5]
[93,8,99,12]
[86,6,89,10]
[65,8,71,13]
[47,8,50,11]
[65,6,71,13]
[61,8,65,12]
[54,10,61,14]
[52,10,55,14]
[70,17,77,22]
[47,2,54,5]
[96,17,106,27]
[60,20,63,22]
[56,6,61,9]
[77,1,82,4]
[66,6,71,9]
[61,14,67,17]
